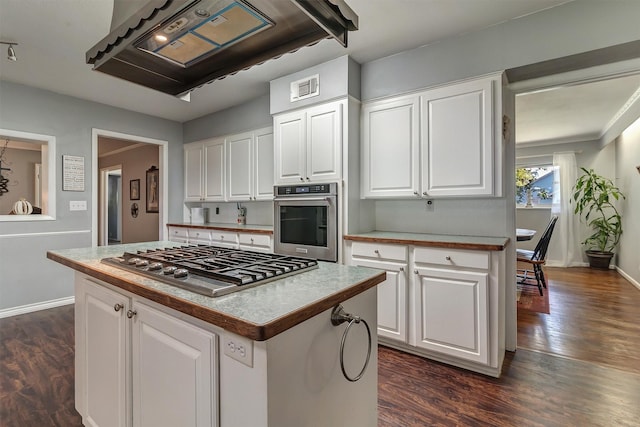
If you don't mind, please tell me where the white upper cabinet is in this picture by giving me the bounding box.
[185,137,225,202]
[362,95,420,198]
[275,100,343,185]
[421,78,494,197]
[361,74,501,199]
[254,128,275,200]
[227,131,253,201]
[227,127,274,201]
[184,143,204,201]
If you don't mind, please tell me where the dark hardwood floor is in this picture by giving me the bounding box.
[1,267,639,426]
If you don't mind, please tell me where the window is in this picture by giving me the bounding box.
[516,166,553,207]
[0,129,56,221]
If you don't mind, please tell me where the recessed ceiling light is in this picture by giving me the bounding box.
[155,34,168,43]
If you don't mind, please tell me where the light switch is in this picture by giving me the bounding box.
[70,201,87,211]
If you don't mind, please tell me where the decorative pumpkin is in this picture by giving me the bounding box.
[14,198,33,215]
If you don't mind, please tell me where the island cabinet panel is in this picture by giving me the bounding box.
[75,275,218,427]
[132,302,217,427]
[274,99,343,185]
[360,73,502,199]
[77,279,129,427]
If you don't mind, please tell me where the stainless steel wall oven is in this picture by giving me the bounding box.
[274,183,338,262]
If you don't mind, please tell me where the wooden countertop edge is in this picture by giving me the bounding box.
[343,235,509,251]
[167,223,273,235]
[46,252,385,341]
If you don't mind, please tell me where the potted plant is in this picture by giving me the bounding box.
[572,167,626,269]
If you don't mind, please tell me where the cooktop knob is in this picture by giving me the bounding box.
[174,268,189,279]
[148,262,163,271]
[162,266,177,275]
[136,260,149,268]
[127,258,141,265]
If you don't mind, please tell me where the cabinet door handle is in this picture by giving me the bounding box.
[414,269,418,274]
[374,249,379,254]
[300,177,304,182]
[114,303,123,312]
[250,238,254,243]
[422,191,428,196]
[126,309,137,319]
[445,256,452,261]
[306,177,310,181]
[220,235,224,240]
[399,267,404,272]
[413,191,419,196]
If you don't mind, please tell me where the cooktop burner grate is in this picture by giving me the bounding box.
[101,245,318,297]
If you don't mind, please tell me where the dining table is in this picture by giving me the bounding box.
[516,228,537,241]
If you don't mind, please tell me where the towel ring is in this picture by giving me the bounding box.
[331,304,372,382]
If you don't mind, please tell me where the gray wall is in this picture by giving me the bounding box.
[270,55,360,114]
[615,119,640,285]
[362,0,640,102]
[0,81,183,313]
[183,94,272,143]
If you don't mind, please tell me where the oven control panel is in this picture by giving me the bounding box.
[275,182,337,196]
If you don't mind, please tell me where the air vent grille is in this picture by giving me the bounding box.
[290,74,319,102]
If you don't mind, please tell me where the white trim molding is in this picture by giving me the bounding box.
[616,266,640,291]
[0,296,75,319]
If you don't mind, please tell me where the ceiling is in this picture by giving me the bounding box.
[1,0,639,145]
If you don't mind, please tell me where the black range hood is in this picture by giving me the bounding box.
[86,0,358,96]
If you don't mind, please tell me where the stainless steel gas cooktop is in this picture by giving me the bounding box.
[101,245,318,297]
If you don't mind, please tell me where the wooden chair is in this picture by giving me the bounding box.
[517,216,558,296]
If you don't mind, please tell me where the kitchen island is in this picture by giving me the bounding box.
[47,242,385,427]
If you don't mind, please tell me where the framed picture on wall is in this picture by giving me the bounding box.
[130,179,140,200]
[146,166,159,213]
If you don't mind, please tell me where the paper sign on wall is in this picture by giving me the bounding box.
[63,155,85,191]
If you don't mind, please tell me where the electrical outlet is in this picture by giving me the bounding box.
[223,332,253,367]
[70,200,87,211]
[425,200,434,212]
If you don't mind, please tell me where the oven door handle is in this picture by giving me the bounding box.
[274,196,334,203]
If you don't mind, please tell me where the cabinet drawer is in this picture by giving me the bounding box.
[238,233,271,247]
[210,231,238,245]
[413,247,489,270]
[168,227,188,239]
[351,241,407,261]
[187,228,211,240]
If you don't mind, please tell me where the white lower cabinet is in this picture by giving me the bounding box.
[412,266,488,364]
[346,240,504,376]
[76,276,218,427]
[168,226,273,252]
[349,241,408,343]
[238,232,272,253]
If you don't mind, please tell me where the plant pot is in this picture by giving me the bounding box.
[585,250,614,269]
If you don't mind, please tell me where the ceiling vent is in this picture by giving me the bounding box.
[290,74,319,102]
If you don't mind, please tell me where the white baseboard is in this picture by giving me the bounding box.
[616,266,640,290]
[0,296,75,319]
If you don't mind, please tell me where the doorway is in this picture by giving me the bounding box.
[100,166,122,245]
[92,129,168,247]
